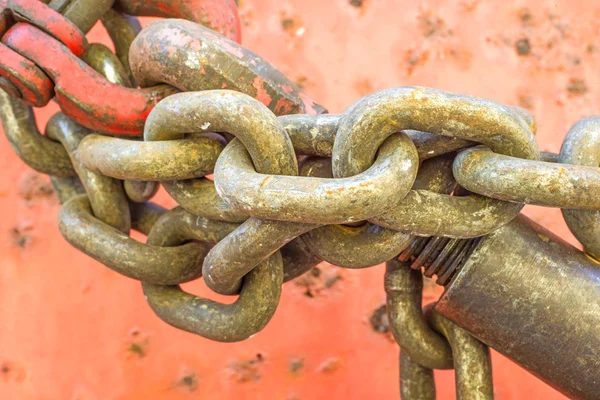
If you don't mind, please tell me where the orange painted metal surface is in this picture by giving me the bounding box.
[2,0,597,398]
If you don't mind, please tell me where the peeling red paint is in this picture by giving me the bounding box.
[3,23,178,135]
[252,76,273,106]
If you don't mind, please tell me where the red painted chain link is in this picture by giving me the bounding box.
[0,0,241,135]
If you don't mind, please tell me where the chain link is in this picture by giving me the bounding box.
[1,1,599,398]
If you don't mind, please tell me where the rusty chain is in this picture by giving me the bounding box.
[1,1,599,399]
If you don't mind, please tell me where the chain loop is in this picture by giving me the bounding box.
[45,112,131,233]
[559,117,600,259]
[142,251,283,342]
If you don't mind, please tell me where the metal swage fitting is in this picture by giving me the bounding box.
[1,1,599,399]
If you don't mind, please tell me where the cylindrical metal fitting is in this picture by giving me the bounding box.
[432,213,600,400]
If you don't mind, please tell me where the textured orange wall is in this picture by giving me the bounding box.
[3,0,598,398]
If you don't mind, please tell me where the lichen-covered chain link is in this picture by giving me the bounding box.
[1,1,600,398]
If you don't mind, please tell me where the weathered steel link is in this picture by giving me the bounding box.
[100,9,141,83]
[144,91,298,175]
[47,0,114,33]
[147,206,239,247]
[559,117,600,258]
[58,194,209,284]
[300,154,455,269]
[130,19,325,115]
[50,175,85,204]
[45,112,131,233]
[142,251,283,342]
[385,258,453,370]
[0,90,74,176]
[162,178,248,222]
[453,147,600,210]
[129,201,166,235]
[203,218,316,294]
[334,87,538,238]
[123,180,158,203]
[144,89,310,296]
[78,133,224,181]
[400,351,436,400]
[215,132,419,224]
[82,43,132,87]
[280,237,321,282]
[427,309,494,400]
[303,223,412,269]
[279,113,474,159]
[372,191,524,238]
[80,37,161,204]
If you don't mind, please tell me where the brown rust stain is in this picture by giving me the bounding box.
[567,78,587,96]
[229,353,265,383]
[294,266,343,298]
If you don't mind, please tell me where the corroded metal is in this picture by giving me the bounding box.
[279,113,473,159]
[335,87,538,238]
[427,309,494,400]
[58,195,209,284]
[559,117,600,258]
[82,43,132,87]
[130,19,325,115]
[146,206,238,246]
[436,213,600,400]
[144,91,298,175]
[47,0,114,33]
[0,90,74,176]
[78,133,224,180]
[385,258,453,370]
[300,153,455,269]
[100,9,141,83]
[203,217,316,295]
[142,251,283,342]
[400,351,436,400]
[280,237,321,282]
[215,132,418,224]
[454,147,600,209]
[162,178,247,222]
[124,180,158,203]
[46,112,131,233]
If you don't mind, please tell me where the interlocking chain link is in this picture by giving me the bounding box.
[1,1,599,398]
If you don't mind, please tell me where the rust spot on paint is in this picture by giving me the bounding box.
[229,353,264,383]
[288,357,305,374]
[10,226,33,248]
[252,76,273,105]
[515,38,531,56]
[18,172,54,204]
[369,305,390,333]
[567,78,587,96]
[418,12,452,38]
[405,48,430,76]
[517,8,533,26]
[0,361,25,383]
[125,329,149,359]
[294,266,343,297]
[173,370,199,392]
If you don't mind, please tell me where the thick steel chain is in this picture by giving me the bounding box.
[1,1,599,399]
